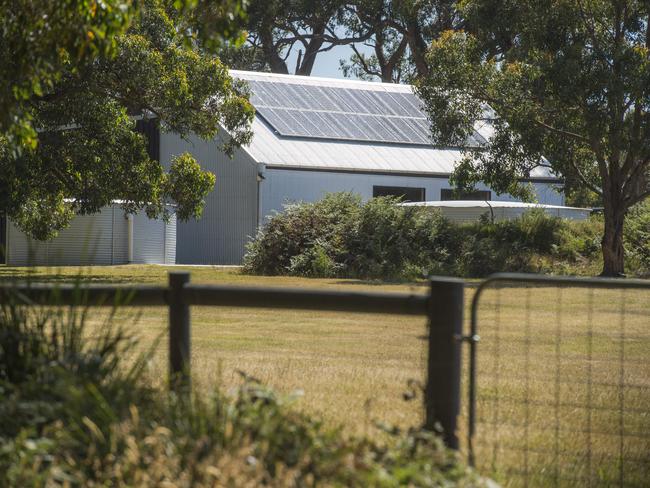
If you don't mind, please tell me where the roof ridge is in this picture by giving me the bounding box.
[229,69,413,92]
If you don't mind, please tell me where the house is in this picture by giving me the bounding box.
[160,70,564,265]
[1,204,176,266]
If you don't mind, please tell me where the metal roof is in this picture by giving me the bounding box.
[231,70,555,179]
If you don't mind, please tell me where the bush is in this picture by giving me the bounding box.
[244,193,461,280]
[625,199,650,276]
[244,193,639,279]
[0,284,482,487]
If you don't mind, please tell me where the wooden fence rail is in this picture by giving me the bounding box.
[0,271,464,449]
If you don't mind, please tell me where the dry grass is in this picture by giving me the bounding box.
[470,285,650,487]
[1,265,648,487]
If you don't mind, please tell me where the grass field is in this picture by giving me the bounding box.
[1,265,648,487]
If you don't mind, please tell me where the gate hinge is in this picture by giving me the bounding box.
[454,334,480,343]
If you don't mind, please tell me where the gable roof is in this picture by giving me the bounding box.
[231,70,554,180]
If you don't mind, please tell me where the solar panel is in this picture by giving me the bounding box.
[248,80,484,147]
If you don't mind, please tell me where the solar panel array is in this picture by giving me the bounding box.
[247,80,486,147]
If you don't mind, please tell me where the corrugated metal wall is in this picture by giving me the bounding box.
[160,133,259,265]
[112,206,129,264]
[132,212,172,264]
[6,206,176,266]
[260,168,564,222]
[433,206,590,223]
[164,213,177,265]
[7,210,115,266]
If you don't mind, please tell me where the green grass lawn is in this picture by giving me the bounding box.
[1,265,648,487]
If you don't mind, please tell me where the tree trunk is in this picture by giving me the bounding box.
[296,24,326,76]
[601,199,626,277]
[259,27,288,74]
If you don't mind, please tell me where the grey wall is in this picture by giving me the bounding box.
[6,206,175,266]
[7,208,117,266]
[160,133,259,264]
[132,212,177,264]
[259,168,564,223]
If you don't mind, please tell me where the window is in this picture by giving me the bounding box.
[373,186,425,202]
[440,189,491,201]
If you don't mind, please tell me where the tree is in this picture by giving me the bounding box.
[339,1,412,83]
[415,0,649,276]
[0,0,137,149]
[243,0,377,76]
[341,0,461,82]
[1,0,254,240]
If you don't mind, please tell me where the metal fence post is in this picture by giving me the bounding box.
[169,271,191,393]
[425,277,464,449]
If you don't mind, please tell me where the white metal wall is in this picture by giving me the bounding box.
[6,206,175,266]
[259,168,564,223]
[160,132,259,265]
[112,206,129,264]
[431,206,591,223]
[7,209,116,266]
[132,212,176,264]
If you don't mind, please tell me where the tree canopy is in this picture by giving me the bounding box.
[1,0,254,240]
[233,0,460,81]
[415,0,649,275]
[340,0,460,82]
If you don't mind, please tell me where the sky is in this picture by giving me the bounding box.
[284,42,376,80]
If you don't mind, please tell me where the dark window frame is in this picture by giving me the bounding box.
[373,186,426,202]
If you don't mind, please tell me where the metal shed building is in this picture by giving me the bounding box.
[2,204,176,266]
[160,71,565,265]
[402,201,592,223]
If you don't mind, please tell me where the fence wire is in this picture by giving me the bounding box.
[468,276,650,487]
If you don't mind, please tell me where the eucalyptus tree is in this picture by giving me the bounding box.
[416,0,650,275]
[1,0,254,240]
[244,0,378,75]
[340,0,461,82]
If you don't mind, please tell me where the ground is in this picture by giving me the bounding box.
[1,265,648,486]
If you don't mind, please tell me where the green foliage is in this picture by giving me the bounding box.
[0,284,481,487]
[1,0,248,150]
[415,0,650,275]
[625,200,650,276]
[1,0,254,241]
[0,0,137,149]
[244,193,458,280]
[244,193,648,279]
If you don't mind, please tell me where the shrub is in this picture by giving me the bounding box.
[244,193,460,280]
[243,193,360,276]
[244,193,648,279]
[625,199,650,276]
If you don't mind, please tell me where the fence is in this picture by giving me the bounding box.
[467,273,650,487]
[0,271,466,449]
[3,270,648,486]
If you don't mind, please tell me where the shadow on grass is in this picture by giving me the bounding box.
[0,268,145,285]
[330,277,483,288]
[331,279,428,287]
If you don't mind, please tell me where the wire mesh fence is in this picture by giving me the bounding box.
[468,275,650,487]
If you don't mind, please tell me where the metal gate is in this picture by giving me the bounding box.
[467,273,650,487]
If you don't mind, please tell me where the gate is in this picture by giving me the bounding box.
[467,273,650,487]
